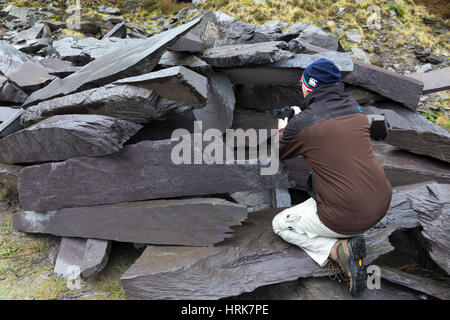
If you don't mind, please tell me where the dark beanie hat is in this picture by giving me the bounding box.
[301,58,341,91]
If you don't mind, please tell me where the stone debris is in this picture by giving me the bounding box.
[408,67,450,94]
[54,237,111,279]
[0,114,142,164]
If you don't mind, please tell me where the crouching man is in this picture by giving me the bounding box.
[273,58,392,296]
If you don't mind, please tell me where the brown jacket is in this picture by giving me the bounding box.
[279,84,392,234]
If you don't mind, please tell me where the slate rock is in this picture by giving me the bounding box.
[345,29,362,44]
[201,41,293,67]
[189,11,274,48]
[16,38,52,54]
[54,237,111,279]
[343,60,424,110]
[168,32,204,53]
[21,84,186,126]
[6,61,55,91]
[0,108,24,138]
[17,137,292,212]
[408,67,450,94]
[158,51,211,75]
[52,37,145,65]
[380,267,450,300]
[230,188,291,212]
[0,163,22,190]
[0,114,142,164]
[114,66,208,107]
[13,198,248,246]
[0,40,34,76]
[293,24,339,51]
[192,71,235,132]
[418,184,450,275]
[48,66,82,78]
[23,17,202,107]
[271,51,354,72]
[12,23,51,44]
[120,182,446,299]
[102,21,127,39]
[366,104,450,163]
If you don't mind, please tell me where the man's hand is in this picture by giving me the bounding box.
[291,106,301,115]
[278,117,288,130]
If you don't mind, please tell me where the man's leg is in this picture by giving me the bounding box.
[272,197,349,267]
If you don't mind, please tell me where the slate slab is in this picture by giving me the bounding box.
[114,66,208,107]
[343,60,424,110]
[23,17,202,107]
[418,183,450,275]
[380,267,450,300]
[17,137,292,212]
[13,198,248,246]
[20,84,185,127]
[168,32,204,53]
[0,40,33,76]
[408,67,450,94]
[0,108,24,138]
[0,114,142,164]
[158,51,211,75]
[0,163,22,190]
[103,21,127,39]
[230,189,291,212]
[365,104,450,163]
[54,237,111,279]
[271,51,353,72]
[201,41,293,67]
[120,182,446,299]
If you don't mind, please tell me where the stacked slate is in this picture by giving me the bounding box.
[0,9,449,300]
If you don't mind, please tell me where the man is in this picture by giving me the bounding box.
[272,58,392,296]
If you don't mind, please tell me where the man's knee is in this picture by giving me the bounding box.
[272,211,288,234]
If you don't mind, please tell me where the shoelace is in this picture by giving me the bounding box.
[327,260,350,283]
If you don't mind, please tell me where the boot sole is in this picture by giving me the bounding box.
[347,235,367,297]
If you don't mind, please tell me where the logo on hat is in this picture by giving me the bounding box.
[308,77,318,87]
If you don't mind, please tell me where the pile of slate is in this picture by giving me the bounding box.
[1,10,450,300]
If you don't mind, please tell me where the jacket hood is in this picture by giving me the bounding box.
[301,83,345,111]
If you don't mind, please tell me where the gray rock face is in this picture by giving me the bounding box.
[168,32,204,53]
[366,104,450,163]
[0,40,33,76]
[271,51,354,72]
[0,164,22,189]
[0,80,28,104]
[201,41,293,67]
[12,23,51,44]
[103,21,127,39]
[16,38,52,55]
[408,67,450,94]
[193,71,235,132]
[20,84,185,127]
[343,60,424,110]
[373,141,450,186]
[230,188,291,212]
[418,184,450,274]
[4,61,55,91]
[18,137,292,212]
[294,24,339,51]
[189,11,274,48]
[13,198,248,246]
[52,37,144,65]
[114,66,208,107]
[54,237,111,279]
[120,182,447,299]
[0,108,24,138]
[23,17,202,107]
[221,66,301,85]
[158,51,211,75]
[0,115,142,164]
[380,267,450,300]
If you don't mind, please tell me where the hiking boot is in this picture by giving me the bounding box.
[330,235,367,297]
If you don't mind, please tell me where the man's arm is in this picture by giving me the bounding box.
[278,107,304,160]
